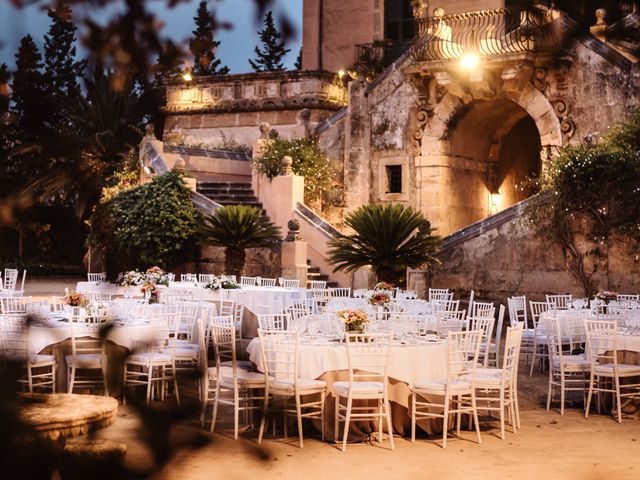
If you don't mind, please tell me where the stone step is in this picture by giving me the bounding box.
[198,185,254,193]
[200,193,260,202]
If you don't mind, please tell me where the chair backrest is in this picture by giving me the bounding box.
[1,296,31,314]
[198,302,218,323]
[471,301,495,318]
[308,280,327,290]
[0,314,29,360]
[466,290,475,318]
[69,319,105,358]
[161,289,194,304]
[446,330,482,384]
[240,276,258,286]
[329,287,351,298]
[210,321,237,369]
[87,272,106,283]
[493,304,506,361]
[258,313,289,330]
[180,273,198,283]
[428,288,451,302]
[530,301,553,330]
[501,323,524,381]
[395,289,417,300]
[259,277,277,287]
[468,316,495,366]
[345,332,391,385]
[218,288,239,302]
[508,295,528,328]
[85,291,112,302]
[546,294,572,310]
[584,319,618,366]
[433,299,460,313]
[280,278,300,288]
[198,274,216,284]
[3,269,19,291]
[258,329,298,383]
[435,310,467,335]
[166,273,175,282]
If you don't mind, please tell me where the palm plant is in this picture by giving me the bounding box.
[200,205,281,278]
[327,204,440,285]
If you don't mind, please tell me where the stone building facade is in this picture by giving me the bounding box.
[162,2,640,297]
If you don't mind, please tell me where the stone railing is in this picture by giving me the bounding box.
[411,7,568,62]
[164,70,347,115]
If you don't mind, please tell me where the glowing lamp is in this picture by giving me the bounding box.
[182,71,193,82]
[460,54,480,71]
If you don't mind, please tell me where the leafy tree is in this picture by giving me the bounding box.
[154,40,185,85]
[249,11,291,72]
[88,171,201,271]
[327,204,440,285]
[43,6,85,95]
[200,205,281,277]
[190,1,229,76]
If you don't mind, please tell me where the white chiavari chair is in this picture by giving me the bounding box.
[87,272,107,283]
[258,329,326,448]
[257,313,289,331]
[308,280,327,290]
[584,319,640,423]
[470,301,495,318]
[240,276,258,286]
[328,287,351,299]
[66,317,108,395]
[428,288,451,303]
[469,316,495,367]
[3,269,19,292]
[0,314,56,392]
[180,273,198,283]
[476,324,523,439]
[487,305,506,367]
[545,315,589,415]
[199,274,216,284]
[280,278,300,288]
[435,310,466,336]
[529,301,553,375]
[1,296,31,314]
[333,332,393,451]
[433,299,460,313]
[411,329,483,448]
[546,294,572,310]
[259,278,277,287]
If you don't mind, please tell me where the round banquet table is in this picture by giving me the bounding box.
[247,337,451,438]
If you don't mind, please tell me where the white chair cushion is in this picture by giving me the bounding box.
[162,347,198,360]
[552,355,590,371]
[168,339,198,349]
[332,381,384,397]
[30,354,56,365]
[412,378,472,394]
[594,363,640,376]
[127,352,172,363]
[475,368,505,388]
[208,366,233,380]
[65,353,104,368]
[220,360,253,371]
[269,377,326,394]
[221,370,265,388]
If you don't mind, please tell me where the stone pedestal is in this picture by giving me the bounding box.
[281,241,308,287]
[183,176,197,191]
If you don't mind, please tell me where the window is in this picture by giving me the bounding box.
[386,165,402,194]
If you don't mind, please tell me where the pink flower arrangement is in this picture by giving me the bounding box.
[337,310,369,332]
[64,291,88,307]
[369,291,391,306]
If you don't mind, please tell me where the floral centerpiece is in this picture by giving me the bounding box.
[203,274,241,290]
[369,291,391,307]
[596,290,618,303]
[118,266,169,287]
[337,309,369,334]
[64,290,88,307]
[141,282,159,304]
[374,281,394,291]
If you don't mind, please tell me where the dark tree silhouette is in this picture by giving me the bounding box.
[249,11,291,72]
[12,35,45,135]
[294,47,302,70]
[43,6,85,95]
[189,1,229,76]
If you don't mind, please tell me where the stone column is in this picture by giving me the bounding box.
[343,80,371,212]
[280,219,308,287]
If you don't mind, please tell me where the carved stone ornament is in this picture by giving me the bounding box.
[280,155,294,175]
[258,122,271,139]
[531,66,576,143]
[144,123,157,140]
[285,218,302,241]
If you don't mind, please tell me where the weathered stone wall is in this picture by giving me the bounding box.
[180,246,280,278]
[408,216,640,304]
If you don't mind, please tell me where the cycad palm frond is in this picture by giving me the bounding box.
[201,205,281,250]
[327,204,440,283]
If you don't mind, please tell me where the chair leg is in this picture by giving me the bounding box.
[68,366,75,394]
[234,388,240,440]
[377,399,383,443]
[546,372,553,412]
[334,395,340,443]
[320,392,325,443]
[499,390,505,440]
[411,391,416,442]
[471,390,482,445]
[341,397,352,452]
[614,376,622,423]
[210,384,220,433]
[585,372,595,419]
[441,396,449,449]
[560,381,566,416]
[296,395,304,448]
[384,396,394,451]
[529,344,537,377]
[258,392,269,444]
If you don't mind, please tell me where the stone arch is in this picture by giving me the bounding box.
[414,83,563,235]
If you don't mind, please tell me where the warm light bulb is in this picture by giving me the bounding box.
[337,70,345,78]
[182,71,192,82]
[460,54,480,70]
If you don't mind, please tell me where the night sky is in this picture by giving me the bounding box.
[0,0,303,73]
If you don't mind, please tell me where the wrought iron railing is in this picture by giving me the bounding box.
[354,41,411,76]
[410,7,566,62]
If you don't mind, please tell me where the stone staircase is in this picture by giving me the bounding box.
[307,260,338,288]
[196,181,263,209]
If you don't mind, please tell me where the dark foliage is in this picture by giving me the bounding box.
[190,1,229,76]
[249,11,291,72]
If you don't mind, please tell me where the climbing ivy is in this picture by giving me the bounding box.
[530,109,640,295]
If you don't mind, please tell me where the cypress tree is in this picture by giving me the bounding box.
[12,35,45,134]
[249,11,291,72]
[189,1,229,76]
[43,6,85,95]
[294,48,302,70]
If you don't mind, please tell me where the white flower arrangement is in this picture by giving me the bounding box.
[118,266,169,287]
[203,274,241,290]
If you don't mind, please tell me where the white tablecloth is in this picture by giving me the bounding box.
[247,337,449,386]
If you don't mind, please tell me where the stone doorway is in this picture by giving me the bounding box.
[444,97,542,227]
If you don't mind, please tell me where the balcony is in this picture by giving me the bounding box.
[410,7,570,63]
